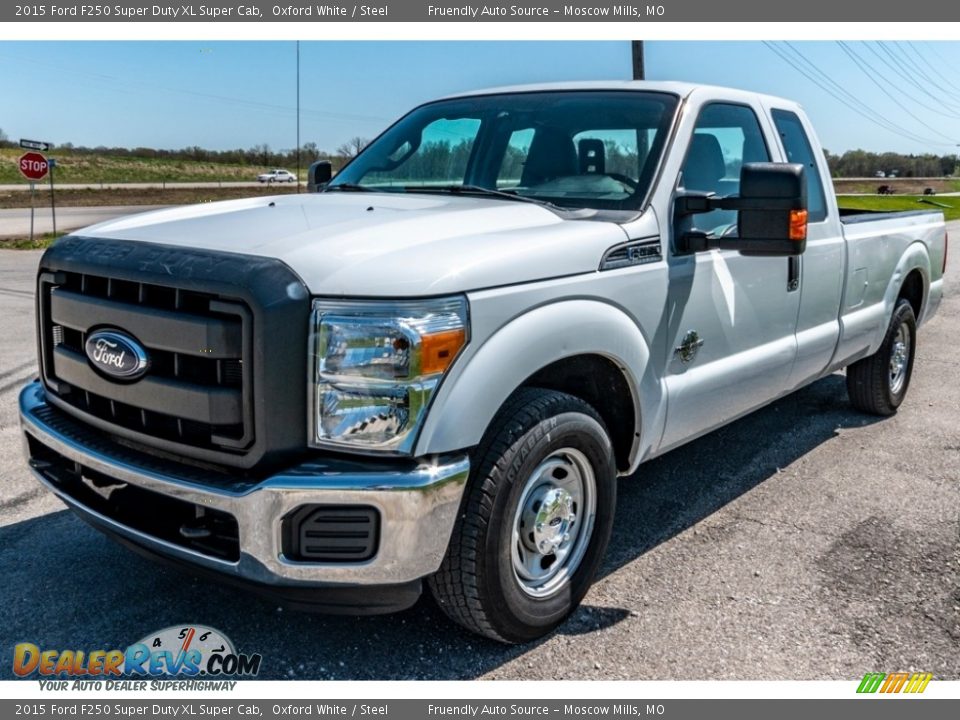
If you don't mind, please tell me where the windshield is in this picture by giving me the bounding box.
[328,91,679,212]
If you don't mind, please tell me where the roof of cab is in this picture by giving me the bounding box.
[440,80,798,109]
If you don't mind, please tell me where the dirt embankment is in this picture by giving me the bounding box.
[833,177,959,195]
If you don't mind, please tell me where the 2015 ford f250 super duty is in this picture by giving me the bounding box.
[20,82,947,643]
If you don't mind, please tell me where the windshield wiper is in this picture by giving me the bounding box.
[323,183,372,192]
[403,184,563,211]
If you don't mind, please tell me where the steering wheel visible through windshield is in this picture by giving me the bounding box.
[327,90,680,212]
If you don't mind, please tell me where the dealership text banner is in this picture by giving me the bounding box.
[6,0,958,22]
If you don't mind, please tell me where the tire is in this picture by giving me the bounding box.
[846,298,917,416]
[429,387,617,643]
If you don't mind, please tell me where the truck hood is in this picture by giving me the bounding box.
[76,193,637,296]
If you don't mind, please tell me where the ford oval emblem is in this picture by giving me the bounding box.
[84,330,150,381]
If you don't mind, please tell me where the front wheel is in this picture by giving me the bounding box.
[846,298,917,415]
[429,388,616,643]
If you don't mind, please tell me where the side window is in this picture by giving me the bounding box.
[772,109,828,223]
[681,103,770,235]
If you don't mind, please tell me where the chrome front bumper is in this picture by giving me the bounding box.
[19,381,469,592]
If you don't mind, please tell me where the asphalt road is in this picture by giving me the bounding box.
[0,229,958,681]
[0,205,168,237]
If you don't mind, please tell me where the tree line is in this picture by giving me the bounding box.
[0,128,371,169]
[824,149,958,178]
[1,127,957,179]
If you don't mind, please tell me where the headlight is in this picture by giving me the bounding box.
[309,296,468,453]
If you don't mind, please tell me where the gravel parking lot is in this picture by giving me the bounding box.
[1,227,957,681]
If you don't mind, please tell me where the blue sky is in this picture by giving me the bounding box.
[1,41,958,156]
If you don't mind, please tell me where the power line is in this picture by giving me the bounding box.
[906,42,960,93]
[923,42,960,90]
[0,51,393,127]
[775,43,950,145]
[881,42,960,102]
[762,42,955,148]
[836,42,957,142]
[858,43,960,119]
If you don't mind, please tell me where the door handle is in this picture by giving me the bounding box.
[787,255,800,292]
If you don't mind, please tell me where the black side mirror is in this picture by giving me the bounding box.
[675,162,808,256]
[735,163,808,255]
[307,160,333,192]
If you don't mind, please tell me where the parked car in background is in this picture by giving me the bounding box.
[257,169,297,183]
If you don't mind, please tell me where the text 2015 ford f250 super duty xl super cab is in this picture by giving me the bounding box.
[20,82,947,643]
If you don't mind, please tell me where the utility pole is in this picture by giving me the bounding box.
[632,41,645,80]
[296,40,301,193]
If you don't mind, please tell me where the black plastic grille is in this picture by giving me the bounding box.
[39,270,253,455]
[282,505,380,562]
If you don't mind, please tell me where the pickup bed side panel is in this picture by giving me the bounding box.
[830,215,943,370]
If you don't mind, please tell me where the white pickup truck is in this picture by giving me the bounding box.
[20,82,947,643]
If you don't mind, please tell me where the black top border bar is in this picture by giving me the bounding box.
[5,0,956,22]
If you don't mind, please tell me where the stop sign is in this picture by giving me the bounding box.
[19,152,49,181]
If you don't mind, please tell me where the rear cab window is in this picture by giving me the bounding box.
[771,109,828,223]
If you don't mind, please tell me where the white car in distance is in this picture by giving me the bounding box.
[257,169,297,183]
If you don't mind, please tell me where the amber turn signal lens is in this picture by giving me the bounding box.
[421,328,466,375]
[789,209,808,241]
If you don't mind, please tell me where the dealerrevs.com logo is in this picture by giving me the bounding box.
[13,625,261,689]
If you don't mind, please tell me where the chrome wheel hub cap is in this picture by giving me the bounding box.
[531,487,575,555]
[889,322,910,395]
[511,448,597,598]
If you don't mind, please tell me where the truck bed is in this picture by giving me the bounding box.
[838,207,943,224]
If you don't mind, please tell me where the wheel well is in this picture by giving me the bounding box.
[898,269,925,319]
[522,355,637,472]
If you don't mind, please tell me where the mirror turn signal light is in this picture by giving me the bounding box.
[789,209,808,241]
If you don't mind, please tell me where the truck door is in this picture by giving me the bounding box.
[764,105,845,389]
[657,100,802,451]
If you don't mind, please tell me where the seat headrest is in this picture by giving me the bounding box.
[683,133,727,192]
[521,127,577,187]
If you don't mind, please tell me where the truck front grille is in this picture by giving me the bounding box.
[36,236,312,471]
[39,270,254,458]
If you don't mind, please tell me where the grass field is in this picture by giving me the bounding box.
[1,147,269,184]
[0,231,65,249]
[0,185,301,210]
[836,194,960,222]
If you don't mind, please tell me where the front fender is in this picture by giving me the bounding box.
[414,299,658,470]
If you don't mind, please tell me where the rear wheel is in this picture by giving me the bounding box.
[429,388,616,643]
[846,298,917,415]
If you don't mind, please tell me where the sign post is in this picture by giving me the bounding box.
[29,183,35,243]
[48,158,57,237]
[18,150,50,244]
